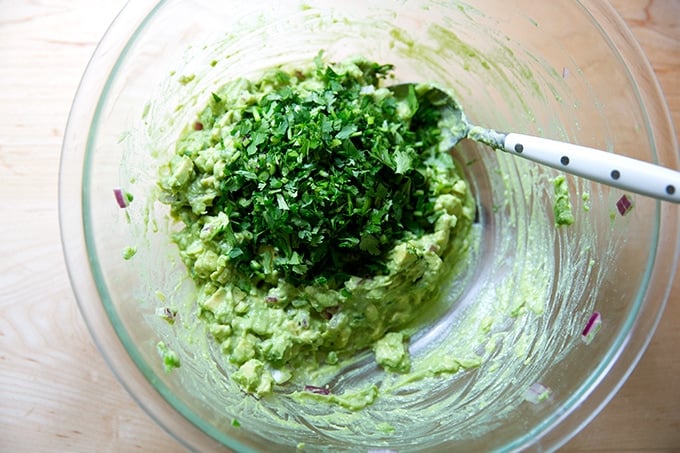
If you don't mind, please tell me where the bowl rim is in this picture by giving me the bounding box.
[59,0,680,451]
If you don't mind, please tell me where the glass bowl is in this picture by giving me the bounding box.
[59,0,679,451]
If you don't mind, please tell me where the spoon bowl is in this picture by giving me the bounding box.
[389,83,680,203]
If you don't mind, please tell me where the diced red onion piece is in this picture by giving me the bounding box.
[562,67,569,79]
[265,296,279,303]
[303,385,330,395]
[113,187,128,208]
[581,311,602,345]
[616,194,633,216]
[156,307,177,324]
[524,382,551,404]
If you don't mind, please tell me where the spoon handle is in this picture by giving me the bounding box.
[503,133,680,203]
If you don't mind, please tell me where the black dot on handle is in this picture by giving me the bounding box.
[560,156,570,166]
[667,185,676,195]
[611,169,621,180]
[514,143,524,153]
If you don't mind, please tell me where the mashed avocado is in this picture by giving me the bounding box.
[157,55,475,400]
[553,175,574,226]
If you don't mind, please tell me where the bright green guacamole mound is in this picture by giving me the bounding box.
[157,55,475,399]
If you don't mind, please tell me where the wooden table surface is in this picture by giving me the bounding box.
[1,1,678,451]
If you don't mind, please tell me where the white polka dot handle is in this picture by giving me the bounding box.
[503,133,680,203]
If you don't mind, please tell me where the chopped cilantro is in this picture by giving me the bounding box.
[162,56,459,287]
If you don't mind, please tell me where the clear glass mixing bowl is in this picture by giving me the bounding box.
[59,1,679,451]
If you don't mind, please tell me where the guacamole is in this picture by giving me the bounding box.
[157,55,475,399]
[553,175,574,226]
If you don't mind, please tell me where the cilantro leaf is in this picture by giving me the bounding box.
[393,149,414,174]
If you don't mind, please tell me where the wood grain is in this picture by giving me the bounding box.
[0,1,677,451]
[0,1,180,451]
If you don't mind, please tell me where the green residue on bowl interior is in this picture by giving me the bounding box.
[377,422,396,434]
[156,341,181,372]
[427,24,491,70]
[178,74,196,85]
[291,384,380,411]
[122,246,137,260]
[582,191,591,212]
[553,175,574,226]
[389,28,415,48]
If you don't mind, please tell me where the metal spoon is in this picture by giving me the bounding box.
[389,83,680,203]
